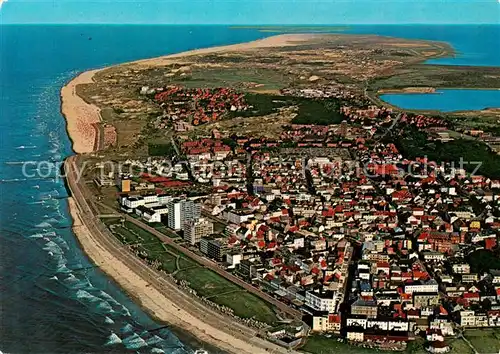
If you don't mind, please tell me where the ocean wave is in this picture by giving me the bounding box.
[76,289,104,305]
[16,145,37,149]
[105,332,123,346]
[56,263,70,273]
[97,301,115,314]
[121,306,131,317]
[151,348,166,354]
[121,323,135,334]
[43,240,64,255]
[146,335,164,346]
[62,273,90,290]
[48,216,62,224]
[1,178,28,183]
[4,161,29,165]
[122,333,148,350]
[29,231,56,239]
[51,153,63,161]
[52,236,70,250]
[35,222,52,228]
[98,291,122,308]
[104,316,115,325]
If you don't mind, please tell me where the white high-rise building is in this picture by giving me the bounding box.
[167,199,201,230]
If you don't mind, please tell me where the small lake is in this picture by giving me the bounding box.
[379,89,500,112]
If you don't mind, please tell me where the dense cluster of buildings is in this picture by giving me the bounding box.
[112,81,500,352]
[148,86,249,129]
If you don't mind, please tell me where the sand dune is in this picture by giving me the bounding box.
[60,34,316,153]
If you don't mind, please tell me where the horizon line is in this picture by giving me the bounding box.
[1,22,499,26]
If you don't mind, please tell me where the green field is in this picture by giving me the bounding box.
[106,219,278,324]
[175,267,241,297]
[233,93,346,125]
[394,127,500,179]
[172,67,290,91]
[210,291,278,324]
[148,143,176,156]
[302,335,475,354]
[300,335,377,354]
[464,329,500,353]
[369,65,500,91]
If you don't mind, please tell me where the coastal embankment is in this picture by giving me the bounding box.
[61,34,313,353]
[64,157,295,354]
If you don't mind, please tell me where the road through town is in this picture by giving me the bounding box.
[64,155,299,354]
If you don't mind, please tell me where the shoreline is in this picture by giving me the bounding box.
[61,69,102,154]
[64,157,294,354]
[58,32,487,353]
[65,196,274,353]
[60,34,316,354]
[59,34,319,154]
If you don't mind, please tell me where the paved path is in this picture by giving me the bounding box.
[97,200,302,320]
[64,155,301,354]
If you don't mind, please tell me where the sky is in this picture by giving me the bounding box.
[0,0,499,24]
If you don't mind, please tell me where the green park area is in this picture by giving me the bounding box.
[463,329,500,354]
[301,335,477,354]
[234,93,346,125]
[301,335,378,354]
[104,218,278,324]
[395,127,500,179]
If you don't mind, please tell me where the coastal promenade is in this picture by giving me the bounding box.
[96,201,302,320]
[64,155,299,354]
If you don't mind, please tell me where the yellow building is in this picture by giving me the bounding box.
[121,179,131,193]
[312,314,341,333]
[470,221,481,230]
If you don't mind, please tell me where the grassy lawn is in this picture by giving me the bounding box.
[447,337,474,354]
[300,335,378,354]
[110,222,178,273]
[178,257,197,270]
[210,291,277,324]
[102,217,123,226]
[174,267,240,297]
[105,219,278,324]
[464,329,500,354]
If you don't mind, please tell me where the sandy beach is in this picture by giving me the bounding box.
[67,196,291,353]
[61,34,314,353]
[60,34,316,154]
[61,69,102,153]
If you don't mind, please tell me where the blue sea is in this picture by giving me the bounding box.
[0,25,498,353]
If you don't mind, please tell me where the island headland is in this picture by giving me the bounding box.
[62,33,500,354]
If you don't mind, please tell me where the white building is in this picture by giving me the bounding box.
[143,194,159,204]
[122,196,145,210]
[404,279,439,294]
[184,218,213,245]
[305,290,339,313]
[227,253,242,269]
[167,199,201,230]
[141,205,169,223]
[225,209,254,224]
